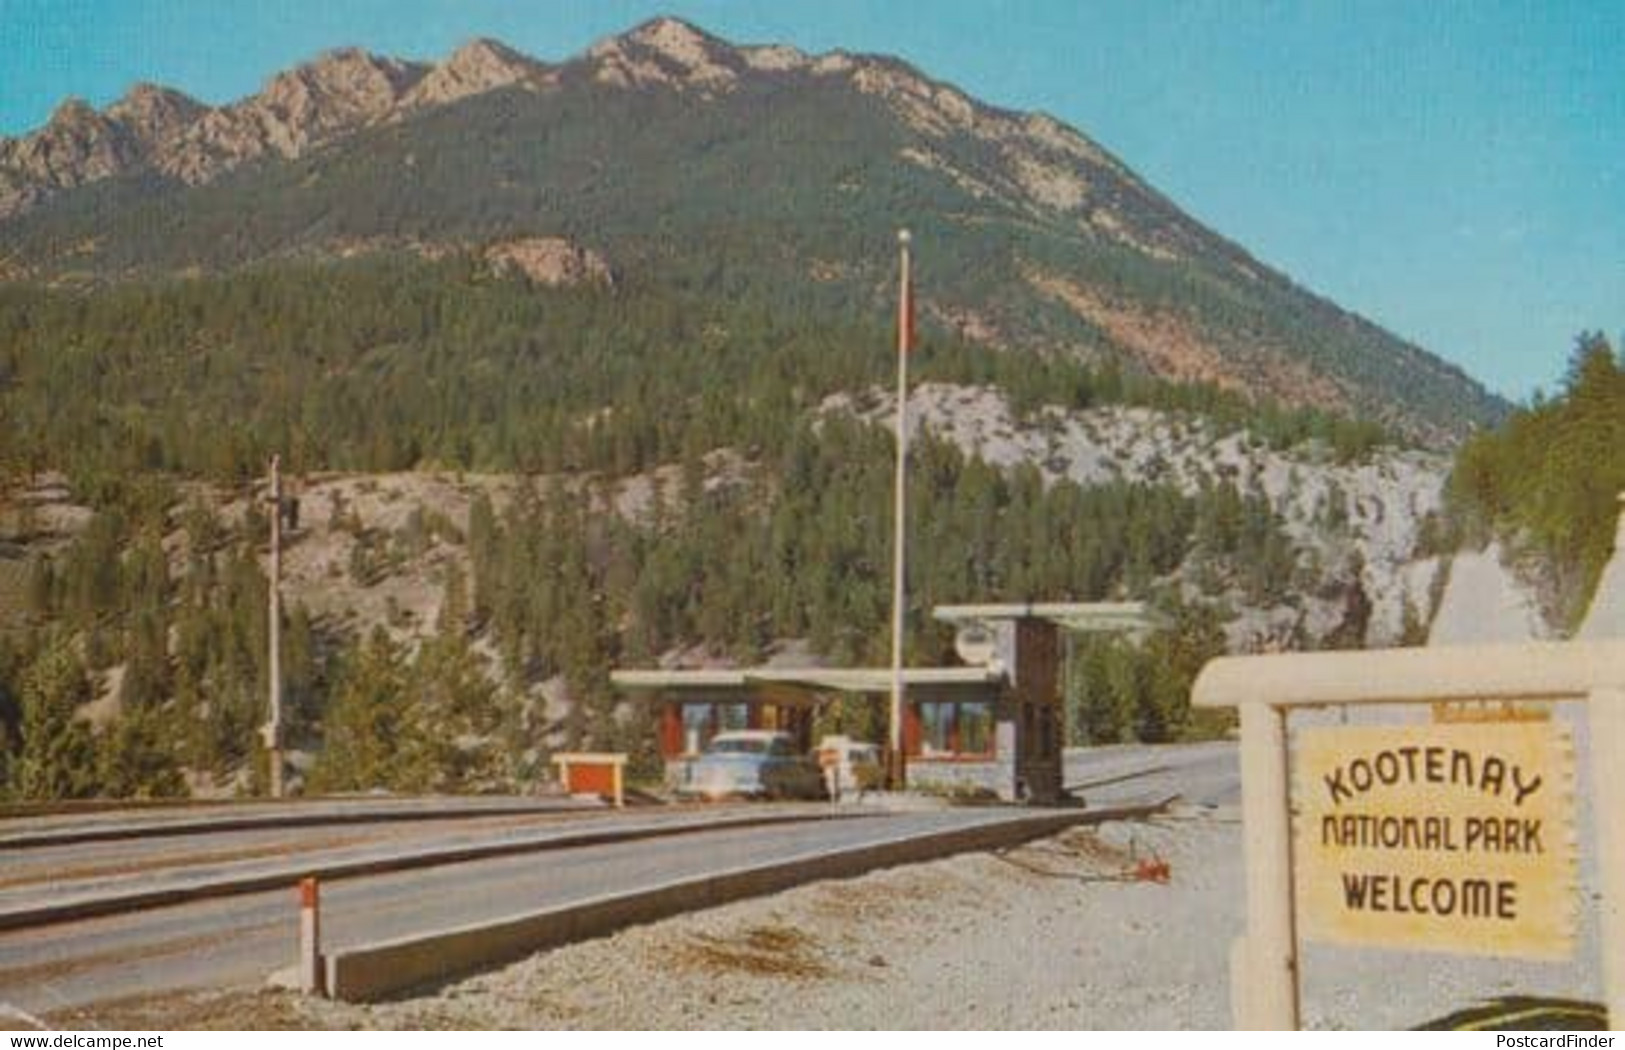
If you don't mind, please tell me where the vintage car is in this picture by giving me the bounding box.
[677,730,827,801]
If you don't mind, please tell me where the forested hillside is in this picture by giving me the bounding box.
[0,257,1395,488]
[1448,333,1625,628]
[0,257,1406,800]
[0,400,1295,798]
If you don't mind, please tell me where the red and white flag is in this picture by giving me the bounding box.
[897,237,913,354]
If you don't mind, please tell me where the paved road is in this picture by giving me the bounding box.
[0,803,790,919]
[0,742,1241,1018]
[2,808,1051,1016]
[1066,740,1239,809]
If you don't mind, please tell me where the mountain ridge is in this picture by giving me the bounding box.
[0,17,1154,222]
[0,16,1507,442]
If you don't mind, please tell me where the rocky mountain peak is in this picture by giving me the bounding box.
[47,96,100,127]
[5,96,135,187]
[114,81,197,109]
[404,37,549,108]
[214,47,427,161]
[259,47,427,121]
[106,83,205,146]
[625,16,727,54]
[447,37,538,77]
[588,16,743,91]
[739,42,811,73]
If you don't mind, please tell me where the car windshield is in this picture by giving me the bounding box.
[707,737,769,755]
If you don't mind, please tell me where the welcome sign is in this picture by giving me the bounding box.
[1295,721,1577,959]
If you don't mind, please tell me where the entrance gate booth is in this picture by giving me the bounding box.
[613,665,1011,793]
[612,601,1160,804]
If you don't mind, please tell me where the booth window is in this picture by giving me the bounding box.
[679,702,751,752]
[917,700,995,758]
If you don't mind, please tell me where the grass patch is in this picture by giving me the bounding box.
[677,923,831,980]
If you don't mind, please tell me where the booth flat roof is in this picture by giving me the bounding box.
[931,601,1165,632]
[611,665,1005,696]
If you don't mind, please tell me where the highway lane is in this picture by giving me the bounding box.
[0,804,773,906]
[0,746,1239,919]
[0,808,1028,1015]
[0,797,594,847]
[0,802,838,923]
[1066,740,1239,809]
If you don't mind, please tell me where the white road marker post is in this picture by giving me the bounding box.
[300,876,324,996]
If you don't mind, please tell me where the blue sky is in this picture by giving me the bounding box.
[1,0,1619,402]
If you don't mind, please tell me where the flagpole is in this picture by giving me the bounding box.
[889,228,911,790]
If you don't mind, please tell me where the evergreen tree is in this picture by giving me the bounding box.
[1449,332,1624,626]
[311,629,412,793]
[98,703,188,798]
[409,634,507,791]
[13,637,98,800]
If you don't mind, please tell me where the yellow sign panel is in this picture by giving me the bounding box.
[1295,722,1576,959]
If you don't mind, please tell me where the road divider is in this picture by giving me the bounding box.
[322,800,1171,1001]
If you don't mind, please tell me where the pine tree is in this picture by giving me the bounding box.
[13,637,98,800]
[98,703,188,798]
[311,629,411,793]
[409,634,506,790]
[1448,332,1624,627]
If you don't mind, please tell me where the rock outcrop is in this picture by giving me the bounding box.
[485,237,613,288]
[824,381,1451,649]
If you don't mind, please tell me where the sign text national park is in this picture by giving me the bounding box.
[1296,721,1576,959]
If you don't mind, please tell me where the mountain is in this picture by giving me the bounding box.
[0,17,1504,441]
[0,18,1540,799]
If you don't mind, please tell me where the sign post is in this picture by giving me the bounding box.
[1238,702,1299,1029]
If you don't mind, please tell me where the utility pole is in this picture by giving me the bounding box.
[888,229,912,790]
[266,453,285,799]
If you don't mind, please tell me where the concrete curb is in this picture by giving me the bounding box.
[324,800,1171,1001]
[0,808,870,932]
